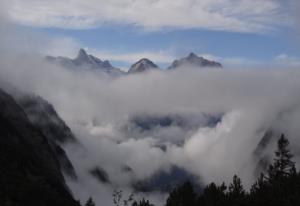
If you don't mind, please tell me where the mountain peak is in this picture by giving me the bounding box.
[76,48,89,60]
[46,49,124,76]
[187,52,198,59]
[128,58,159,74]
[74,48,116,69]
[168,53,222,69]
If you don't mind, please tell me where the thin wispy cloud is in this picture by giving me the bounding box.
[8,0,291,33]
[91,49,175,65]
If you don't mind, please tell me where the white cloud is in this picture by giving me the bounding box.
[34,34,300,69]
[33,35,174,65]
[201,53,300,68]
[200,53,263,68]
[43,37,82,57]
[7,0,291,33]
[274,53,300,67]
[91,49,175,65]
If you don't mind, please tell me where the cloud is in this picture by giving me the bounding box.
[2,7,300,205]
[274,53,300,67]
[200,54,263,68]
[2,43,300,204]
[7,0,291,33]
[91,49,175,65]
[35,35,299,69]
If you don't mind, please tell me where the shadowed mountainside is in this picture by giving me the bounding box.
[0,89,80,206]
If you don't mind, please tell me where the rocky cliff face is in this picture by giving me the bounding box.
[0,89,80,206]
[17,94,78,179]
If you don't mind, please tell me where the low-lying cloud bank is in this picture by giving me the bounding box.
[1,48,300,205]
[1,4,300,202]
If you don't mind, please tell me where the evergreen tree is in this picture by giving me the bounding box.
[250,134,299,206]
[267,134,295,181]
[160,134,300,206]
[228,175,245,198]
[198,182,227,206]
[165,181,196,206]
[132,198,154,206]
[227,175,247,205]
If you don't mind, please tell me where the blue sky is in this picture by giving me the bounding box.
[4,0,300,69]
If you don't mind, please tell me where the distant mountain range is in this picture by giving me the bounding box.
[46,49,222,75]
[46,49,124,76]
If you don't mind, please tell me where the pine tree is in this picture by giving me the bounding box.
[267,134,295,180]
[132,198,154,206]
[227,175,247,206]
[198,182,227,206]
[228,175,245,197]
[165,181,196,206]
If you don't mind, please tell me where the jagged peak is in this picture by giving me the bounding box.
[128,58,159,73]
[168,52,222,69]
[76,48,89,59]
[136,58,157,65]
[187,52,198,58]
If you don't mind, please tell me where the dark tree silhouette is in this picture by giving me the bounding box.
[267,134,296,181]
[132,198,154,206]
[228,175,245,198]
[163,134,300,206]
[165,181,196,206]
[197,182,227,206]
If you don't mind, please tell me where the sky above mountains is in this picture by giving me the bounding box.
[2,0,300,69]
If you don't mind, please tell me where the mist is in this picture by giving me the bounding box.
[1,8,300,205]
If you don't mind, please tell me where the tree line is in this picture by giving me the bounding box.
[86,134,300,206]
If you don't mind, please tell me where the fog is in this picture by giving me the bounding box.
[1,49,300,204]
[1,6,300,205]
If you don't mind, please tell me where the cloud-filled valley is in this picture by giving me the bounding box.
[2,48,300,205]
[1,1,300,205]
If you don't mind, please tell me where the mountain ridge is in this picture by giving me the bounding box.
[46,49,124,75]
[46,49,222,75]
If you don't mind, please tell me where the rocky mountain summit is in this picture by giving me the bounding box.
[46,49,124,75]
[128,58,159,73]
[168,52,222,69]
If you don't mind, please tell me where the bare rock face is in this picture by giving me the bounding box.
[0,89,80,206]
[17,94,78,179]
[168,53,222,69]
